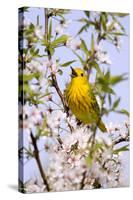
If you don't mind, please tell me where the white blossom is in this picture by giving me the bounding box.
[55,20,71,35]
[30,106,42,124]
[62,133,77,152]
[66,37,81,50]
[42,136,57,153]
[94,44,112,65]
[19,103,43,135]
[66,114,77,128]
[107,21,121,33]
[96,51,111,65]
[29,82,39,93]
[99,133,112,146]
[62,127,91,152]
[25,179,46,193]
[35,25,44,40]
[44,59,58,74]
[90,11,100,21]
[27,59,44,73]
[46,110,66,136]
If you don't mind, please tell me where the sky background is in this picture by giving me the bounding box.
[20,7,130,183]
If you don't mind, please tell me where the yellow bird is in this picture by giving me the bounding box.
[65,67,107,132]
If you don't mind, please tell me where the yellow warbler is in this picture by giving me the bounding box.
[65,67,107,132]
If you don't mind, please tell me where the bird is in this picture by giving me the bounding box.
[65,67,107,132]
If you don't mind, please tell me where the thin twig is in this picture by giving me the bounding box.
[51,99,64,109]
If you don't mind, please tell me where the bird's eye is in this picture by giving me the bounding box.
[81,73,83,77]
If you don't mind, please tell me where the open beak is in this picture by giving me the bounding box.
[70,66,77,78]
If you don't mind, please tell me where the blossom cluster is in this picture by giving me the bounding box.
[23,119,129,193]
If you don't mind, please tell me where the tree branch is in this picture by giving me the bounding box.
[30,132,50,191]
[44,8,73,133]
[80,171,87,189]
[45,8,48,41]
[113,134,129,145]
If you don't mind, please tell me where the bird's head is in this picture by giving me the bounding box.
[70,66,87,79]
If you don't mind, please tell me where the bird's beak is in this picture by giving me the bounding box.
[70,66,77,78]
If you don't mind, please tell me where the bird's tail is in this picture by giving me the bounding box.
[98,120,107,133]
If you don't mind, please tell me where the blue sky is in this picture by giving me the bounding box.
[21,7,130,182]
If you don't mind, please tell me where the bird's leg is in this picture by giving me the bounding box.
[87,125,91,129]
[76,119,82,126]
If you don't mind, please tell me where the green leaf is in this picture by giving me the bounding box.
[34,100,44,105]
[80,38,88,55]
[97,76,107,85]
[84,11,90,18]
[61,60,76,67]
[78,18,88,23]
[91,34,94,52]
[22,48,28,54]
[93,143,103,151]
[100,13,107,31]
[102,85,115,94]
[41,39,48,46]
[30,46,35,54]
[29,23,35,31]
[48,46,55,56]
[29,47,39,56]
[108,94,112,106]
[37,15,39,26]
[39,92,53,99]
[48,18,52,40]
[86,155,93,167]
[19,7,29,13]
[116,109,129,117]
[58,69,63,75]
[109,32,126,36]
[23,83,33,94]
[34,48,39,55]
[72,51,84,64]
[90,61,104,77]
[113,13,129,17]
[51,35,68,47]
[19,72,40,82]
[111,15,126,32]
[113,98,121,109]
[106,35,114,42]
[113,145,129,154]
[107,22,115,32]
[110,74,128,85]
[77,25,87,35]
[105,70,110,79]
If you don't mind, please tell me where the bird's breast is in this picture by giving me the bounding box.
[65,79,99,124]
[66,83,90,114]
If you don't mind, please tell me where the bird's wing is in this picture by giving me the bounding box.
[89,90,101,117]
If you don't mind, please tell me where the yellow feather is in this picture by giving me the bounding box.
[65,67,107,132]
